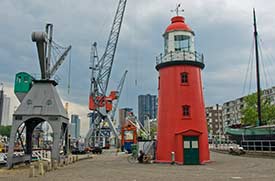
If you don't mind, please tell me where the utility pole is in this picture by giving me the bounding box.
[216,104,221,146]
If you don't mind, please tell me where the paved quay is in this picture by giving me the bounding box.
[0,151,274,181]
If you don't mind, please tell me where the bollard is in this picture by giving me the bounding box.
[171,151,175,165]
[47,161,52,172]
[39,162,45,176]
[59,159,64,167]
[76,155,79,161]
[65,158,68,165]
[53,160,58,170]
[72,156,76,163]
[29,165,36,177]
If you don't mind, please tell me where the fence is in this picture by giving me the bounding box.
[209,137,275,153]
[240,140,275,152]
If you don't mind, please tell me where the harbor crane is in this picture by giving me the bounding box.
[85,0,128,148]
[7,24,71,168]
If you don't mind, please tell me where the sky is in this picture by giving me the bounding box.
[1,0,275,135]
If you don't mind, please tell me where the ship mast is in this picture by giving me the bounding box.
[253,8,262,126]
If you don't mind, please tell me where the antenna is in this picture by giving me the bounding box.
[171,3,184,16]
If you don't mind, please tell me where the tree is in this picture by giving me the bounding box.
[241,93,275,126]
[0,125,12,137]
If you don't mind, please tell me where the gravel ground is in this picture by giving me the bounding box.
[0,151,275,181]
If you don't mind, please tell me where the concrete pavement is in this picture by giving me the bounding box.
[0,151,274,181]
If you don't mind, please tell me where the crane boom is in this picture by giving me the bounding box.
[32,24,72,80]
[97,0,127,95]
[110,70,128,120]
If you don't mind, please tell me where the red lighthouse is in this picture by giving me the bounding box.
[155,11,210,164]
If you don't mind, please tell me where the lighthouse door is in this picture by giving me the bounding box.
[183,136,199,165]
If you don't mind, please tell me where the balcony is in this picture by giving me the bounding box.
[156,50,204,65]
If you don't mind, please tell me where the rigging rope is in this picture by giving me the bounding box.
[259,37,274,86]
[242,39,254,95]
[258,39,269,89]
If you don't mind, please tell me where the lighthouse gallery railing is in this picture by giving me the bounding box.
[156,50,204,65]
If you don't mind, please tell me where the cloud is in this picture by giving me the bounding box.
[1,0,275,134]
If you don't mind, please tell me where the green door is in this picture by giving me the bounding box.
[183,136,199,165]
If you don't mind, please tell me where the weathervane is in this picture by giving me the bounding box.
[171,3,184,16]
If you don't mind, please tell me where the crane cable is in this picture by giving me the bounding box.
[68,50,72,95]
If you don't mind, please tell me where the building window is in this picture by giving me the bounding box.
[174,35,190,51]
[181,72,188,84]
[182,105,190,117]
[158,76,160,90]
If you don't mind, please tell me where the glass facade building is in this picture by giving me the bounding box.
[138,94,157,126]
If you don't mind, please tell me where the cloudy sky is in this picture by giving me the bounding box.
[1,0,275,135]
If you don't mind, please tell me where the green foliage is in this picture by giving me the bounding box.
[0,125,12,137]
[241,93,275,126]
[150,125,157,139]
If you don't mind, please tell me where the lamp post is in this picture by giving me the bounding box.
[216,104,221,146]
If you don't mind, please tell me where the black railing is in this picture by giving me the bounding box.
[156,50,204,65]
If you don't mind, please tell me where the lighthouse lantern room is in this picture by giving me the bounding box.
[155,6,210,165]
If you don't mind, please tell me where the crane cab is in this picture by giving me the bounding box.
[14,72,34,102]
[89,91,119,112]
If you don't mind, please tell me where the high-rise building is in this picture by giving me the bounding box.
[138,94,157,126]
[71,114,80,139]
[0,90,4,125]
[70,123,76,139]
[118,108,133,128]
[2,96,11,125]
[0,90,11,126]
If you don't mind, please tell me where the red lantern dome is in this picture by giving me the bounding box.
[165,16,193,33]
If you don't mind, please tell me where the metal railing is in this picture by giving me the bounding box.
[156,50,204,65]
[209,138,275,153]
[241,140,275,152]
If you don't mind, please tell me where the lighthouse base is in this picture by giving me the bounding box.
[156,129,210,165]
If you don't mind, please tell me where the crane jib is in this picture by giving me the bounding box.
[86,0,128,147]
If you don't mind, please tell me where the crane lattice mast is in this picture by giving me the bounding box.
[92,0,127,100]
[86,0,128,147]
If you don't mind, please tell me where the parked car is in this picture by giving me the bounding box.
[92,147,102,154]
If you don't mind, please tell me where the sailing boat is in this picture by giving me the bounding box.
[225,9,275,150]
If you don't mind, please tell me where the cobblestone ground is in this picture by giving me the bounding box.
[0,151,275,181]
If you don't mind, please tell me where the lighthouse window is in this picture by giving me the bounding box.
[174,35,190,51]
[181,72,188,83]
[164,34,168,55]
[182,105,190,117]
